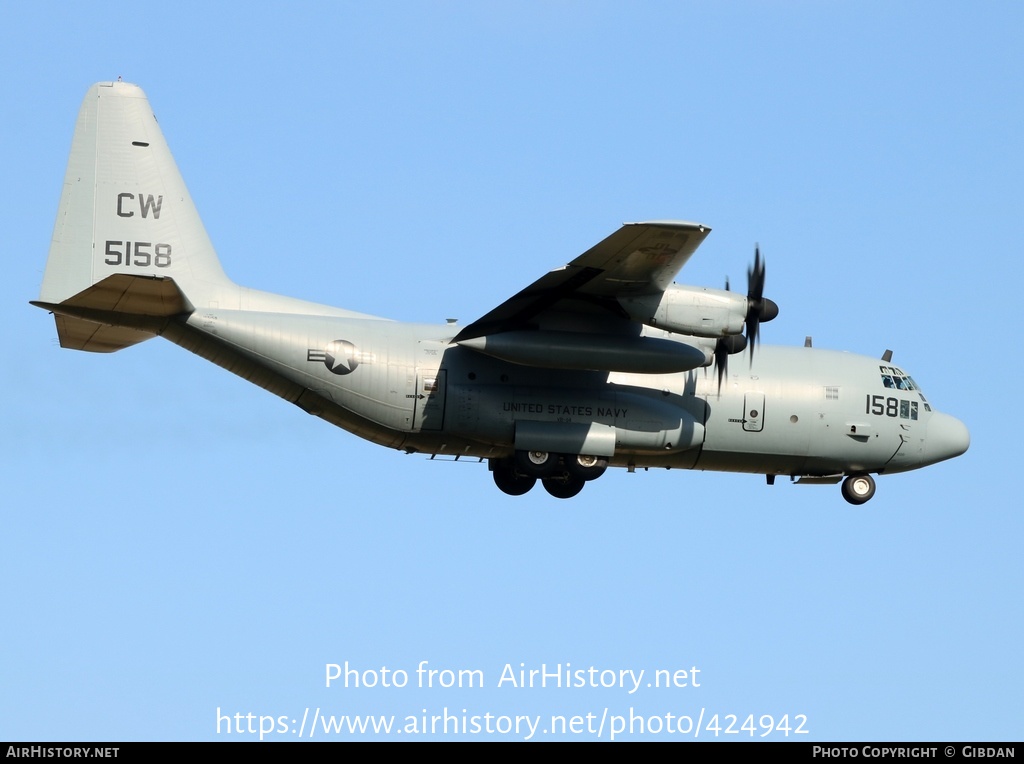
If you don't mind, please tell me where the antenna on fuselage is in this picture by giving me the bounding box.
[881,349,893,362]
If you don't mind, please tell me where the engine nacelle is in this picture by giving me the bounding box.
[457,330,710,373]
[619,285,747,338]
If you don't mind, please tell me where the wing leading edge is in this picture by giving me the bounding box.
[453,221,711,343]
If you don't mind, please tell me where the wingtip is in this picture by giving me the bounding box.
[627,220,711,233]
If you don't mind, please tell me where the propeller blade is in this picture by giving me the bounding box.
[714,334,748,393]
[714,338,728,393]
[744,244,778,362]
[748,245,764,301]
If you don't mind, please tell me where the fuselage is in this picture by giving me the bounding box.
[183,307,969,480]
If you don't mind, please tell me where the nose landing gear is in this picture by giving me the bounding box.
[841,474,876,505]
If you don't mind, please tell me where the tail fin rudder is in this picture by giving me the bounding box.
[38,81,235,350]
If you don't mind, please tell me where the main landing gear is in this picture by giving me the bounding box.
[841,473,876,505]
[491,451,608,499]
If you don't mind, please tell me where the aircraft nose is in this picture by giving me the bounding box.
[921,412,970,466]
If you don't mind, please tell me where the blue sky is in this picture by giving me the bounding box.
[2,1,1019,741]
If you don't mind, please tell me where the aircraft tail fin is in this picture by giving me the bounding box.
[37,81,235,351]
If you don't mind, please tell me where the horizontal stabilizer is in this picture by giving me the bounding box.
[48,317,156,353]
[48,273,190,316]
[32,274,190,353]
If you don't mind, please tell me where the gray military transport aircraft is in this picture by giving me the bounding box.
[34,82,969,503]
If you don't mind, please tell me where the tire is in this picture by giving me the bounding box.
[565,454,608,482]
[841,474,876,505]
[542,475,585,499]
[491,460,536,496]
[515,449,559,478]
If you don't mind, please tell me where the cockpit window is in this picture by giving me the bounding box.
[880,366,917,391]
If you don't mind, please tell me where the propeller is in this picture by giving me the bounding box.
[713,245,779,392]
[744,245,779,362]
[714,333,747,392]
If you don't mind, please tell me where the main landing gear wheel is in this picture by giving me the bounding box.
[491,459,537,496]
[542,474,585,499]
[565,454,608,482]
[841,474,876,505]
[515,449,558,478]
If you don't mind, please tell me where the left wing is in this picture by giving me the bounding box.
[453,221,710,342]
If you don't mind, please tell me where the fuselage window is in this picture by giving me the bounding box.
[896,400,919,420]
